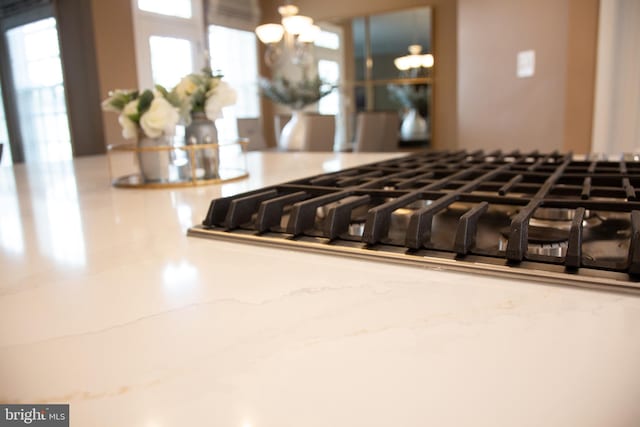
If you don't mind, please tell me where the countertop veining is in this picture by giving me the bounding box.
[1,152,639,427]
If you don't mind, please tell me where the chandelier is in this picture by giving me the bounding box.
[255,4,319,67]
[394,44,434,73]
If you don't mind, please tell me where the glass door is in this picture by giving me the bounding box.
[6,17,72,163]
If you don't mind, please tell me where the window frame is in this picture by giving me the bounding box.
[131,0,205,90]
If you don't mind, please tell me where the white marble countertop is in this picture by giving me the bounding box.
[1,152,640,427]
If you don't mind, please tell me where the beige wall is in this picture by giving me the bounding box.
[457,0,598,154]
[564,0,599,153]
[259,0,458,150]
[87,0,598,154]
[90,0,138,146]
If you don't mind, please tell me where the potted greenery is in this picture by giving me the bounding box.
[259,75,334,150]
[387,84,430,141]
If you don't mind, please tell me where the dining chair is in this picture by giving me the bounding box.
[302,114,336,152]
[353,111,400,152]
[237,118,266,151]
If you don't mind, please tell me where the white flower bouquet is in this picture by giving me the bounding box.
[173,67,237,122]
[102,87,181,139]
[102,68,236,140]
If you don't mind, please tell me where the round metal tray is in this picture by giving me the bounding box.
[107,139,249,189]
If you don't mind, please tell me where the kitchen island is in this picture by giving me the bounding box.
[1,152,639,426]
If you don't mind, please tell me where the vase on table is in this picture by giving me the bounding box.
[279,110,306,151]
[185,112,220,179]
[400,108,428,141]
[137,132,173,183]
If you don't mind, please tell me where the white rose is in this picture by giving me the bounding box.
[204,81,237,120]
[174,76,198,100]
[118,99,139,139]
[139,96,180,138]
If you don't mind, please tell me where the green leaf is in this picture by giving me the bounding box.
[137,90,154,114]
[155,84,169,98]
[258,75,335,110]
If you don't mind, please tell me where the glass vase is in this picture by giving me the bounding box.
[279,110,306,151]
[185,112,220,179]
[400,108,428,141]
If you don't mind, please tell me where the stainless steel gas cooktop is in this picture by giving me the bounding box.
[188,150,640,293]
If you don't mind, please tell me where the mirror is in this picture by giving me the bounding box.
[320,6,433,149]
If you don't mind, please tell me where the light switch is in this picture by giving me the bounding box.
[517,50,535,78]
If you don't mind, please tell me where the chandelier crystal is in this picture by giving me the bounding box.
[255,4,318,67]
[394,44,434,73]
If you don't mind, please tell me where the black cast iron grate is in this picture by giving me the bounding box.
[189,150,640,292]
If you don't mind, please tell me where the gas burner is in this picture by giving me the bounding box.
[498,237,568,257]
[499,225,569,258]
[529,208,601,232]
[532,207,590,221]
[191,150,640,292]
[348,222,365,236]
[527,225,569,243]
[528,241,568,257]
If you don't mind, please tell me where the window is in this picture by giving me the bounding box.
[318,59,339,115]
[132,0,203,90]
[6,17,72,162]
[315,30,340,50]
[149,36,194,89]
[313,24,346,148]
[137,0,192,19]
[208,25,260,141]
[131,3,260,144]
